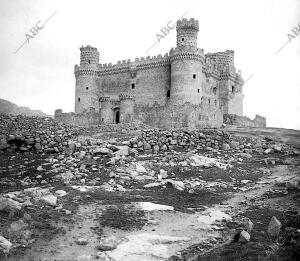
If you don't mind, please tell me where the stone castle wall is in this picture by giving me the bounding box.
[134,102,223,129]
[223,114,266,127]
[55,18,266,129]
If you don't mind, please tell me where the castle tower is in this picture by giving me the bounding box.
[119,93,134,123]
[99,97,113,124]
[169,18,204,105]
[74,45,100,113]
[80,45,99,66]
[208,50,244,116]
[176,18,199,48]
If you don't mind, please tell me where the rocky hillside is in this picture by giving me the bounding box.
[0,98,48,117]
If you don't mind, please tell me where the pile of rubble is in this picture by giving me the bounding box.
[128,129,298,155]
[85,121,150,133]
[0,114,81,153]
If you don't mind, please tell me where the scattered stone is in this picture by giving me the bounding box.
[76,238,88,245]
[239,230,250,243]
[0,197,22,212]
[98,235,119,251]
[166,180,185,191]
[55,190,67,197]
[41,194,57,206]
[0,235,12,254]
[243,218,254,233]
[268,216,282,238]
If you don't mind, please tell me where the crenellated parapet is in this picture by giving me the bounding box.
[169,47,204,62]
[177,18,199,32]
[74,53,171,77]
[205,50,234,66]
[119,93,135,101]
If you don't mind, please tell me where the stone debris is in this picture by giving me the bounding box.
[188,155,231,169]
[239,230,251,243]
[0,235,12,254]
[0,196,22,212]
[41,194,57,206]
[0,114,80,153]
[76,238,88,245]
[98,235,119,251]
[243,218,254,233]
[197,209,232,228]
[137,202,174,211]
[267,216,282,238]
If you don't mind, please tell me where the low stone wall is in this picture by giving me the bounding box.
[129,129,233,152]
[54,108,101,126]
[223,114,266,127]
[0,114,80,153]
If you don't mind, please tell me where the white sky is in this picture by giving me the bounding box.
[0,0,299,129]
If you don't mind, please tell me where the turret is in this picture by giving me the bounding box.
[80,45,99,66]
[176,18,199,49]
[74,45,100,113]
[119,93,134,123]
[170,18,204,105]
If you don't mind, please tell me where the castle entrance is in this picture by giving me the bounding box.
[114,108,120,124]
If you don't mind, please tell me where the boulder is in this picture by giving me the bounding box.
[0,235,12,254]
[221,143,230,150]
[0,197,22,212]
[243,218,254,233]
[239,230,250,243]
[268,216,282,238]
[76,238,88,245]
[97,235,118,251]
[166,180,185,191]
[93,147,113,155]
[41,194,57,206]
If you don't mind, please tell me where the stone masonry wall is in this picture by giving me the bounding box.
[223,113,266,127]
[134,102,223,129]
[55,109,101,126]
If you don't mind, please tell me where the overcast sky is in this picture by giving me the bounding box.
[0,0,299,129]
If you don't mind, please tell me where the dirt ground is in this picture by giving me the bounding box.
[0,127,300,261]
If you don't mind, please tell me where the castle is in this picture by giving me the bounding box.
[55,18,266,128]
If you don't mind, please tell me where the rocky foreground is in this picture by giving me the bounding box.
[0,115,300,261]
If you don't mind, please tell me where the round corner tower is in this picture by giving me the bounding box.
[169,18,204,105]
[119,93,135,123]
[99,97,113,124]
[74,45,100,113]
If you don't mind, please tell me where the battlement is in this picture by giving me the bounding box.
[98,53,170,69]
[79,45,98,51]
[177,18,199,32]
[205,50,234,65]
[119,93,134,100]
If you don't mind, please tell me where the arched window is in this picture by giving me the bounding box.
[232,86,235,93]
[78,97,80,102]
[213,87,217,95]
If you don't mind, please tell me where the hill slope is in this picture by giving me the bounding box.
[0,98,48,117]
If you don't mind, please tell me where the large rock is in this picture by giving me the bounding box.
[267,216,282,237]
[244,218,254,233]
[0,235,12,254]
[239,230,250,243]
[166,180,185,191]
[114,146,129,157]
[97,235,119,251]
[41,194,57,206]
[93,147,113,155]
[0,197,22,212]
